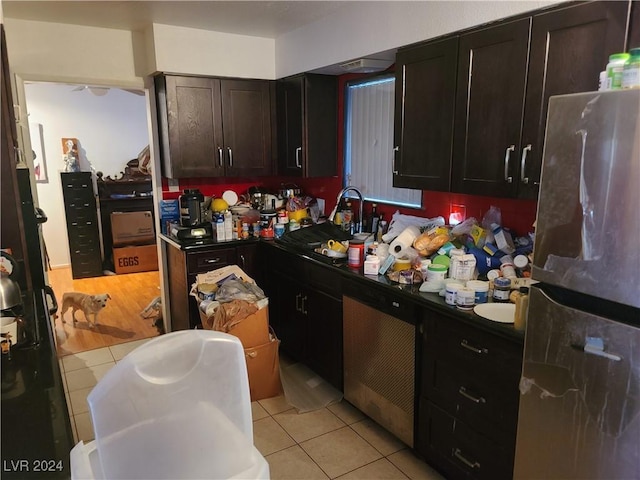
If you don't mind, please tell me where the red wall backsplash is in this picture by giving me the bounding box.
[161,69,537,237]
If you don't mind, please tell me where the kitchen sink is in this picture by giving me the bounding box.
[275,222,351,265]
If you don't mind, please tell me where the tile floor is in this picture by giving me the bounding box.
[60,338,444,480]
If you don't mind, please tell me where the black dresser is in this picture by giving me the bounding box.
[60,172,102,278]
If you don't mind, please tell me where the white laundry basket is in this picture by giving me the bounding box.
[70,330,269,480]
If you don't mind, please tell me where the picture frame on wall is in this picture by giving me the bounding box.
[29,122,48,183]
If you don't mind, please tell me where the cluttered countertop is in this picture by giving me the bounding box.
[160,186,531,342]
[266,239,525,343]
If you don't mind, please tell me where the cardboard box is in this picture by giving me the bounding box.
[113,244,158,274]
[111,211,155,246]
[245,334,282,401]
[199,305,270,348]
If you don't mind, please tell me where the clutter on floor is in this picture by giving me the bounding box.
[192,265,282,402]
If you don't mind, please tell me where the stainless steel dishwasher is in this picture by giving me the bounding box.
[343,279,417,447]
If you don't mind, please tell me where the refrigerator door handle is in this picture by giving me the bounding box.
[572,337,622,362]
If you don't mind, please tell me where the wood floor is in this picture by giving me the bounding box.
[47,267,161,357]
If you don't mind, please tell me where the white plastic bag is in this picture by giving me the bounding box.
[381,211,445,243]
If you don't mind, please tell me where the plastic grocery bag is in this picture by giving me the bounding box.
[382,211,445,243]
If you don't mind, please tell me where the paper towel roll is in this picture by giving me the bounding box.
[389,226,421,257]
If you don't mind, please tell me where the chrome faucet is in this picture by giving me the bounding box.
[328,186,364,234]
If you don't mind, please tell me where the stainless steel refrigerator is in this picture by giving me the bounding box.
[514,89,640,479]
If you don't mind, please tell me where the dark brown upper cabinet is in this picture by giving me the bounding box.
[393,37,458,191]
[519,0,630,199]
[156,75,273,179]
[276,73,338,177]
[451,18,531,198]
[452,1,629,198]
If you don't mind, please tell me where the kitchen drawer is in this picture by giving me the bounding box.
[186,248,237,274]
[425,356,520,441]
[268,245,303,280]
[428,315,522,378]
[305,261,342,298]
[417,400,515,480]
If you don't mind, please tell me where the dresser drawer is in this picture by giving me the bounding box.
[69,232,101,251]
[64,201,97,221]
[186,248,237,275]
[61,172,93,190]
[418,400,514,480]
[70,251,103,279]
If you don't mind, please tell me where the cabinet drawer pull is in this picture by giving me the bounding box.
[239,254,245,269]
[295,147,302,168]
[227,147,233,167]
[520,144,531,184]
[458,386,486,404]
[504,145,515,183]
[217,147,224,167]
[453,448,480,470]
[205,258,222,264]
[460,339,488,355]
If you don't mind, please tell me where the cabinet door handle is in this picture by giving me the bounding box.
[301,295,307,315]
[458,386,486,404]
[460,339,488,355]
[295,293,301,312]
[452,448,480,470]
[14,146,24,164]
[504,145,515,183]
[393,146,399,174]
[295,147,302,168]
[520,144,532,184]
[239,254,245,269]
[227,147,233,167]
[217,147,224,167]
[205,258,221,264]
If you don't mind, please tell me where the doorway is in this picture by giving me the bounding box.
[22,81,161,356]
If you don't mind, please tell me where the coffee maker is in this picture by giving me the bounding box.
[172,189,213,241]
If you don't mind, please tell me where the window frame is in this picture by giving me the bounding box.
[343,73,422,208]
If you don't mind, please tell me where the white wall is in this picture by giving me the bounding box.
[25,83,148,268]
[275,1,561,77]
[4,18,142,88]
[149,23,276,79]
[4,2,565,83]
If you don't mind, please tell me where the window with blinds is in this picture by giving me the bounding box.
[344,75,421,208]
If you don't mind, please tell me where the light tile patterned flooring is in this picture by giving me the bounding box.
[60,339,444,480]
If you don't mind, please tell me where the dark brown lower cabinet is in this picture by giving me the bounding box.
[164,241,257,331]
[418,311,523,479]
[262,243,343,391]
[418,401,514,480]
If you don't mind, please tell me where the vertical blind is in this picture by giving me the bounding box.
[344,76,421,208]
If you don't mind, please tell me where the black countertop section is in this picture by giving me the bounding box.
[159,232,259,251]
[268,240,524,343]
[1,289,74,479]
[161,232,524,343]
